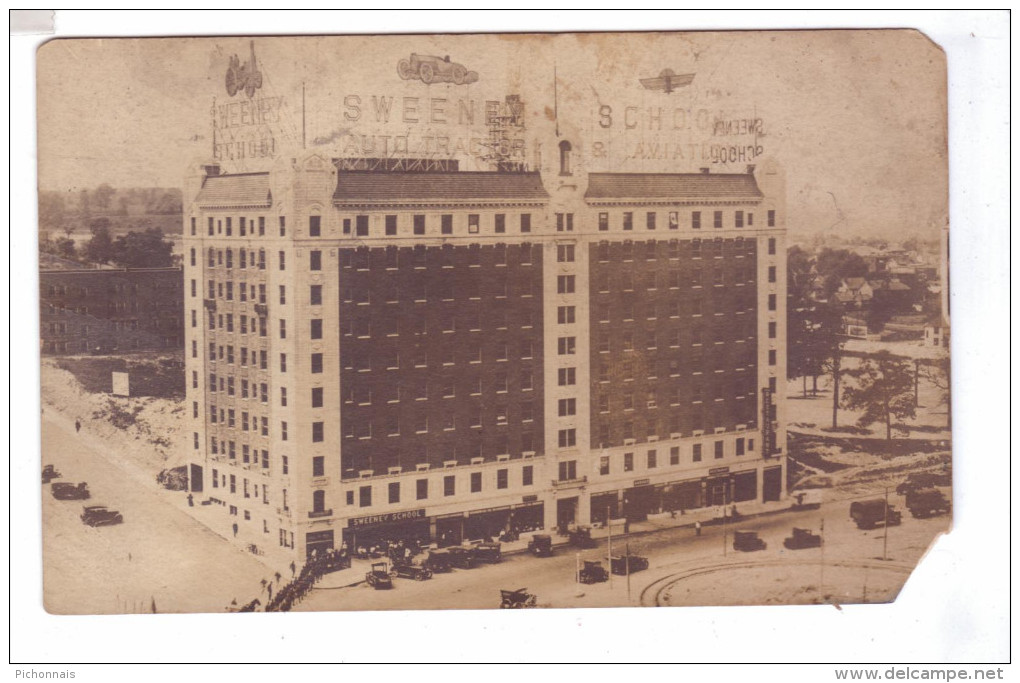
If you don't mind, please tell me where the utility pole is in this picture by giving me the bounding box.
[625,540,632,602]
[819,517,825,601]
[882,487,890,561]
[606,506,613,590]
[722,506,728,556]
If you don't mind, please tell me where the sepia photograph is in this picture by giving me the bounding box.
[12,10,1010,669]
[35,28,953,616]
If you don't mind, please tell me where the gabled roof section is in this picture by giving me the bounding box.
[333,171,549,204]
[196,172,272,208]
[585,172,763,200]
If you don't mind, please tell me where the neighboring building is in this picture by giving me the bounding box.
[183,149,787,564]
[39,267,184,354]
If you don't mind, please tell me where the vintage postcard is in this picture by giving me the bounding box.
[37,30,949,614]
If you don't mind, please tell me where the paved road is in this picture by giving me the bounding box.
[298,493,949,612]
[41,411,271,614]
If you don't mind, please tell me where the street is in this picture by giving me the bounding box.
[41,410,271,614]
[296,490,949,612]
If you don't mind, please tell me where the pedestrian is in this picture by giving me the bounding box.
[232,522,238,537]
[187,493,194,507]
[290,561,296,578]
[695,520,702,537]
[75,419,81,433]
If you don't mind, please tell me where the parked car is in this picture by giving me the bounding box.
[528,534,554,558]
[51,482,90,500]
[425,548,453,573]
[390,561,433,581]
[905,488,952,519]
[42,464,62,484]
[80,505,123,527]
[365,562,393,590]
[610,553,649,575]
[579,560,609,584]
[783,527,822,550]
[397,53,478,85]
[472,540,502,563]
[896,471,952,495]
[732,530,767,552]
[446,546,477,569]
[850,499,903,530]
[499,588,537,609]
[567,526,598,549]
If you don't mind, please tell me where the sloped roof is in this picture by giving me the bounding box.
[333,171,549,203]
[196,173,272,208]
[585,172,763,200]
[844,277,868,290]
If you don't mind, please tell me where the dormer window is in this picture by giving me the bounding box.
[559,140,572,176]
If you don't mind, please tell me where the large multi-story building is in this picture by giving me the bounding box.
[183,143,787,564]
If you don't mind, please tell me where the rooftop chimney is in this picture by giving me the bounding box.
[699,167,710,174]
[746,164,756,174]
[203,163,221,177]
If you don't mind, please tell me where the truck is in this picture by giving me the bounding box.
[850,499,902,530]
[905,488,951,519]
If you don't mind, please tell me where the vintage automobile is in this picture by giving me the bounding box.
[365,562,393,590]
[850,499,903,530]
[579,560,609,584]
[610,553,649,575]
[472,540,502,563]
[783,527,822,550]
[81,505,123,527]
[905,488,952,518]
[732,530,767,552]
[51,482,91,500]
[397,53,479,85]
[41,464,62,484]
[446,546,477,569]
[896,471,952,495]
[499,588,537,609]
[567,526,598,549]
[390,561,433,581]
[527,534,554,558]
[425,548,453,573]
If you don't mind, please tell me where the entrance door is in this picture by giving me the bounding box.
[623,486,655,521]
[763,467,783,502]
[709,481,729,506]
[189,464,203,492]
[556,497,577,531]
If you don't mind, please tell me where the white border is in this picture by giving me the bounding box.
[8,10,1011,668]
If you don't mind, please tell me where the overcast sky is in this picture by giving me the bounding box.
[37,30,946,240]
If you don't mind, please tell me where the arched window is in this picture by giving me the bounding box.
[559,140,573,176]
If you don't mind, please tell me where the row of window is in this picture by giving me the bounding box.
[348,465,537,508]
[340,243,539,269]
[596,210,776,232]
[337,212,535,238]
[194,215,280,238]
[588,438,755,476]
[592,237,771,261]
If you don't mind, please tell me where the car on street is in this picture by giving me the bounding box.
[732,530,767,552]
[365,562,393,590]
[80,505,123,527]
[783,527,822,550]
[850,499,902,530]
[905,488,951,518]
[51,482,91,500]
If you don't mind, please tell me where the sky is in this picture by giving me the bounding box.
[37,31,947,240]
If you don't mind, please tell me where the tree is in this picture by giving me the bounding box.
[38,192,66,229]
[841,351,917,440]
[112,227,174,268]
[921,355,952,430]
[94,183,116,211]
[78,188,91,217]
[85,219,114,264]
[55,236,78,260]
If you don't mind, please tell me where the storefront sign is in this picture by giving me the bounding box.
[632,478,651,487]
[521,495,538,503]
[709,467,730,476]
[466,505,511,517]
[348,508,426,529]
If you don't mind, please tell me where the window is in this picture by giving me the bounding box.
[311,353,323,373]
[385,215,397,236]
[279,216,286,236]
[769,322,777,339]
[471,472,482,493]
[558,140,572,175]
[715,441,724,459]
[557,306,575,324]
[359,486,372,507]
[769,349,777,366]
[622,212,633,231]
[309,215,321,237]
[494,213,505,234]
[356,215,369,237]
[768,294,777,311]
[279,319,287,339]
[668,211,679,230]
[558,398,577,417]
[735,210,744,228]
[441,214,453,235]
[280,353,287,372]
[647,450,657,468]
[279,285,286,305]
[444,475,456,496]
[312,422,324,442]
[558,367,576,386]
[310,250,322,271]
[557,275,575,294]
[468,214,479,234]
[768,266,777,283]
[496,468,509,490]
[556,244,575,262]
[624,453,634,472]
[767,210,776,227]
[311,387,323,408]
[670,446,680,465]
[598,212,609,231]
[692,211,702,230]
[693,444,702,462]
[310,285,322,306]
[413,215,426,235]
[521,465,534,486]
[768,237,776,255]
[558,337,576,355]
[736,438,745,456]
[311,319,323,339]
[312,456,324,477]
[646,212,656,230]
[713,211,723,229]
[388,482,400,504]
[558,428,576,448]
[278,251,286,271]
[769,376,777,393]
[520,214,531,233]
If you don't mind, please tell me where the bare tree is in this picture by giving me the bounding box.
[841,351,917,440]
[921,356,952,430]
